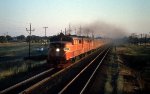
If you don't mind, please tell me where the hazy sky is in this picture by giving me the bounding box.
[0,0,150,36]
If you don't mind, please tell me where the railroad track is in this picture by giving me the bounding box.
[20,46,110,94]
[0,67,60,94]
[58,47,111,94]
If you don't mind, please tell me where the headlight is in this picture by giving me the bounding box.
[56,48,60,52]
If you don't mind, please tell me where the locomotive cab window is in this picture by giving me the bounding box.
[50,43,65,48]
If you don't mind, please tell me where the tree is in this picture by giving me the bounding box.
[6,35,13,41]
[26,35,41,43]
[0,36,7,43]
[26,36,30,42]
[128,33,138,45]
[17,35,26,41]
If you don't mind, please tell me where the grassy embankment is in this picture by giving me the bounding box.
[117,45,150,93]
[104,44,150,94]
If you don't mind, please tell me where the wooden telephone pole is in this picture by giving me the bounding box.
[26,23,35,58]
[43,27,48,47]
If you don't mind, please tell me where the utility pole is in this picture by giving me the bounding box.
[79,26,82,36]
[91,31,94,39]
[145,34,147,46]
[149,32,150,44]
[140,34,142,45]
[75,28,76,35]
[87,29,90,37]
[43,27,48,46]
[26,23,35,58]
[68,24,71,35]
[43,27,48,38]
[5,32,8,42]
[65,28,67,35]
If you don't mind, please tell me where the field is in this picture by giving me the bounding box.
[0,42,48,82]
[0,42,47,57]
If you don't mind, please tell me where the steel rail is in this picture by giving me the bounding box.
[0,68,54,94]
[58,48,108,94]
[80,48,110,94]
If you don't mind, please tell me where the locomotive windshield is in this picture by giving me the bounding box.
[50,33,73,42]
[49,43,65,48]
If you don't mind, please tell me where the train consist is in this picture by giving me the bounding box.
[47,33,106,67]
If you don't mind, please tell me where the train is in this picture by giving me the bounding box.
[47,33,106,68]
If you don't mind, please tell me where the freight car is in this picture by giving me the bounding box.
[47,33,105,68]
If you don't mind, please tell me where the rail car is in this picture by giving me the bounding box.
[47,33,105,68]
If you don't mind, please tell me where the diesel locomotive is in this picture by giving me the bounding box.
[47,33,105,67]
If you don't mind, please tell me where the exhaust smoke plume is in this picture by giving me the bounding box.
[74,21,127,39]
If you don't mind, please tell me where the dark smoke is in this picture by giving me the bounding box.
[75,21,127,39]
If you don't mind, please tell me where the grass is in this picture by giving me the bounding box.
[103,44,149,94]
[117,44,150,56]
[116,44,150,93]
[0,60,47,90]
[0,42,46,56]
[0,42,27,56]
[117,45,150,69]
[0,60,46,80]
[0,42,48,81]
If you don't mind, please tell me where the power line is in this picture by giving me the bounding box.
[26,23,35,58]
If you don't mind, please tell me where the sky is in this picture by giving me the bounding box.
[0,0,150,37]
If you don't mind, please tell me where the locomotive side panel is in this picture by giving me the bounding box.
[64,45,74,60]
[65,39,83,60]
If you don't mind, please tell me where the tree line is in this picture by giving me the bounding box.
[0,35,50,43]
[128,33,150,45]
[1,33,150,45]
